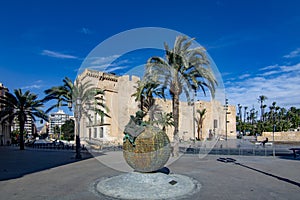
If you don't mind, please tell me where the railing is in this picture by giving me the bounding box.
[181,145,291,157]
[26,143,87,151]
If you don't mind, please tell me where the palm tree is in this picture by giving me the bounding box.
[153,112,174,132]
[236,104,245,135]
[44,77,108,158]
[132,80,147,113]
[288,106,300,129]
[0,89,48,150]
[44,77,108,120]
[195,108,207,140]
[132,79,165,117]
[269,101,277,121]
[237,104,242,122]
[244,106,248,123]
[278,107,287,131]
[44,77,78,111]
[144,35,217,156]
[249,108,256,125]
[258,95,267,121]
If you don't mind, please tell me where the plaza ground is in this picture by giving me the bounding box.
[0,143,300,200]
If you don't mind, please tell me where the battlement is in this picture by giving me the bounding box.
[82,69,119,82]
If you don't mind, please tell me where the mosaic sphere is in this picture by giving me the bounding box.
[123,125,171,172]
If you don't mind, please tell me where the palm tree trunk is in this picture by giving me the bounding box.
[172,93,180,157]
[140,96,144,113]
[197,126,200,140]
[200,125,203,140]
[75,114,82,159]
[260,101,263,122]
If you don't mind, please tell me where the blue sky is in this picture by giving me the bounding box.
[1,0,300,113]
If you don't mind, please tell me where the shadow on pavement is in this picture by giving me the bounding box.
[0,147,98,181]
[276,153,300,161]
[217,157,300,188]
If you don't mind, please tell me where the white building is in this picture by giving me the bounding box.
[12,115,34,136]
[49,109,69,137]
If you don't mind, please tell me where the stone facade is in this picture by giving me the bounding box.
[258,131,300,142]
[77,69,236,145]
[0,83,11,145]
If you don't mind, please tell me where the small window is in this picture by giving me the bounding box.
[89,128,91,140]
[214,119,218,129]
[94,128,97,138]
[100,127,104,138]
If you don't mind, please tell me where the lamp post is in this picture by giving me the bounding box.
[272,116,276,157]
[192,100,195,143]
[75,97,82,159]
[224,98,229,141]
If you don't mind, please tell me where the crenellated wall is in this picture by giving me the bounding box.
[77,69,236,144]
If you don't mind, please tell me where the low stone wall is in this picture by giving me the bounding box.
[257,131,300,142]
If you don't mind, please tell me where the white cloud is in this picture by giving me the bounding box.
[86,55,132,73]
[238,73,251,79]
[89,55,120,65]
[225,62,300,110]
[106,66,128,73]
[80,27,92,35]
[89,64,129,73]
[21,84,42,89]
[258,70,280,76]
[258,63,300,76]
[259,64,278,71]
[280,63,300,72]
[89,64,110,71]
[41,50,78,59]
[21,80,44,90]
[283,48,300,58]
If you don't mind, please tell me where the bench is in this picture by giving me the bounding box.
[289,148,300,158]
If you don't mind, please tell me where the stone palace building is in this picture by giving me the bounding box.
[77,69,236,145]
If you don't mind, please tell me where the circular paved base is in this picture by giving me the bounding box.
[94,172,201,199]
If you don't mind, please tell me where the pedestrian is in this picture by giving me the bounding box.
[261,137,268,146]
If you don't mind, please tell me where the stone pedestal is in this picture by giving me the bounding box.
[94,172,201,199]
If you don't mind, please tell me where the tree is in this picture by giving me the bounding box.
[61,119,75,141]
[268,101,277,123]
[132,79,165,119]
[237,104,242,122]
[237,104,243,135]
[288,107,300,129]
[244,106,248,123]
[195,108,207,140]
[43,77,109,158]
[53,125,61,139]
[258,95,267,121]
[0,89,48,150]
[144,35,217,156]
[153,112,174,132]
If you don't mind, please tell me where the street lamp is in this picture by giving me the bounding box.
[192,100,195,143]
[272,115,276,157]
[75,97,82,159]
[224,98,229,141]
